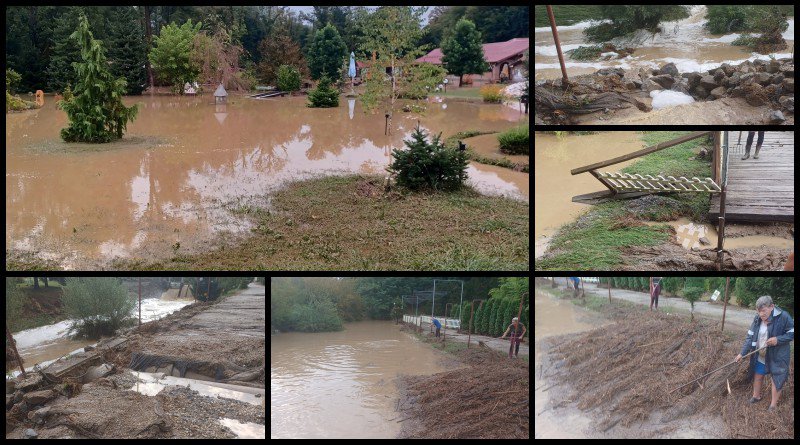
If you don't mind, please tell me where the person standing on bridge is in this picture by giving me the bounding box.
[649,277,663,311]
[500,317,527,359]
[741,131,765,160]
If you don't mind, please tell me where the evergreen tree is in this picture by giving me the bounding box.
[47,7,84,93]
[106,6,148,95]
[441,18,488,87]
[306,75,340,108]
[257,28,308,86]
[58,15,138,143]
[307,23,347,81]
[387,125,469,192]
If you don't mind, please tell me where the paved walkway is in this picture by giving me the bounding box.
[402,320,529,357]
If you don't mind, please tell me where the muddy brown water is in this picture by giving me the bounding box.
[6,95,527,269]
[534,132,644,257]
[270,321,454,439]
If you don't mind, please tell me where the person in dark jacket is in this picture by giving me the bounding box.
[735,296,794,411]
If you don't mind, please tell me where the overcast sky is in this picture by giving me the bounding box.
[287,6,434,25]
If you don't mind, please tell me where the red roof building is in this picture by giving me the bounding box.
[416,38,529,83]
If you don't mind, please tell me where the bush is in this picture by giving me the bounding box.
[399,62,448,99]
[566,45,603,60]
[6,279,29,332]
[290,299,343,332]
[734,278,794,314]
[388,125,469,192]
[498,125,529,155]
[307,75,340,108]
[480,84,504,103]
[63,277,135,339]
[276,65,301,92]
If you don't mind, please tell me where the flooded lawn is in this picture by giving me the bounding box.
[270,321,454,439]
[6,95,527,269]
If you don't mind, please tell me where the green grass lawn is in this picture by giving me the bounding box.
[437,87,482,99]
[536,131,713,271]
[114,174,529,271]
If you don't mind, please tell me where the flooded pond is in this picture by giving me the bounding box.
[535,6,794,80]
[270,320,453,439]
[6,95,527,268]
[534,132,644,257]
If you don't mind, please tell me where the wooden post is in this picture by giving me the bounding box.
[608,281,612,305]
[721,277,730,332]
[580,278,585,299]
[208,277,212,301]
[138,277,142,327]
[545,5,569,88]
[716,186,727,271]
[6,326,27,378]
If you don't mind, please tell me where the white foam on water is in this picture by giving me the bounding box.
[534,43,585,56]
[219,418,266,439]
[650,90,695,109]
[783,19,794,40]
[534,19,611,33]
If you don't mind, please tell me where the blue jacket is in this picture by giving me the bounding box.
[740,306,794,390]
[432,319,441,329]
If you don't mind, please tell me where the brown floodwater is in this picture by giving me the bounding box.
[6,95,527,269]
[645,218,794,250]
[535,6,794,80]
[534,132,645,258]
[270,321,454,439]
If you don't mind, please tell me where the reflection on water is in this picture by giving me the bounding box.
[6,95,526,267]
[271,321,455,439]
[129,371,264,406]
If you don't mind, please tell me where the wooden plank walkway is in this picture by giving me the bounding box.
[709,132,794,222]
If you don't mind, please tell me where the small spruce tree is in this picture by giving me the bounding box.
[307,75,340,108]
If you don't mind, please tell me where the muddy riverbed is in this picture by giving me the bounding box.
[6,95,527,269]
[270,321,456,439]
[535,6,794,81]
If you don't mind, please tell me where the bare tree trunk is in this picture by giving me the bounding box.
[143,6,155,93]
[33,277,40,289]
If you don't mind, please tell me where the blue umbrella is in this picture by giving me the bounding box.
[348,52,356,80]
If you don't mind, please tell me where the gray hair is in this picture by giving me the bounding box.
[755,296,774,310]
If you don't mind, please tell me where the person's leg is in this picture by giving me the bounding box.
[770,377,781,408]
[654,285,660,310]
[743,131,755,159]
[754,131,765,159]
[515,338,521,357]
[753,373,764,399]
[508,338,514,358]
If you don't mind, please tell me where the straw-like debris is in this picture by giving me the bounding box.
[544,312,793,438]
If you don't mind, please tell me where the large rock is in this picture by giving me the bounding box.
[623,79,638,90]
[727,72,741,87]
[671,80,691,94]
[781,77,794,93]
[754,72,772,86]
[729,86,746,98]
[700,75,718,91]
[24,429,38,439]
[659,62,680,77]
[713,69,726,83]
[766,60,781,74]
[596,68,625,78]
[651,74,676,89]
[643,78,662,92]
[6,380,15,395]
[683,72,702,89]
[23,389,54,407]
[739,62,754,74]
[779,95,794,112]
[83,364,115,384]
[769,110,786,123]
[694,86,709,100]
[739,72,755,85]
[13,390,23,403]
[28,406,51,425]
[6,394,13,410]
[745,84,767,107]
[720,63,735,76]
[709,86,726,100]
[771,73,785,85]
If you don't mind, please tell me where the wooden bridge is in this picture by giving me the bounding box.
[709,131,794,222]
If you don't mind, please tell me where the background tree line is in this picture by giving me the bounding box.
[271,277,529,334]
[597,277,794,316]
[6,6,529,94]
